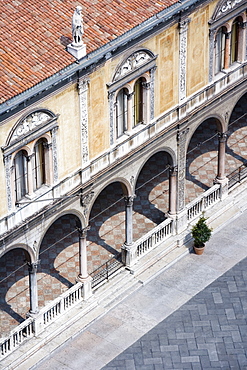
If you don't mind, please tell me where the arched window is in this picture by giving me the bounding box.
[230,18,240,65]
[33,139,46,191]
[116,88,128,138]
[14,150,28,201]
[133,77,145,127]
[215,27,227,74]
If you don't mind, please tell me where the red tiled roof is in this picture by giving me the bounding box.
[0,0,179,105]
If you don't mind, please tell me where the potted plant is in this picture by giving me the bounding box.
[191,214,212,255]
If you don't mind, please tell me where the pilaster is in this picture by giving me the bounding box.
[179,18,190,102]
[78,79,90,165]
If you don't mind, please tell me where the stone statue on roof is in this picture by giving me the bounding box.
[72,5,84,46]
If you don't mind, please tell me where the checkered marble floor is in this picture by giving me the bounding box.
[1,97,247,337]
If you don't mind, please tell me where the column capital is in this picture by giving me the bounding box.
[169,165,178,176]
[218,132,228,142]
[179,17,191,32]
[124,195,136,206]
[77,225,90,238]
[27,261,39,272]
[78,78,90,94]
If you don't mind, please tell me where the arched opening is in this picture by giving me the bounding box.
[38,214,81,308]
[186,118,220,204]
[134,151,172,238]
[133,77,146,126]
[33,138,47,191]
[116,88,129,138]
[215,26,227,74]
[230,17,242,65]
[0,248,31,338]
[87,182,126,272]
[14,149,28,201]
[227,93,247,179]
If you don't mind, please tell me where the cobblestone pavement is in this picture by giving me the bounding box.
[1,98,247,337]
[33,208,247,370]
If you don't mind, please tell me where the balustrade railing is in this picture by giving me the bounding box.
[123,218,173,267]
[41,282,83,327]
[187,184,221,221]
[1,317,34,359]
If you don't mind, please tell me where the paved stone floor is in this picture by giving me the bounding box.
[0,97,247,337]
[32,208,247,370]
[102,258,247,370]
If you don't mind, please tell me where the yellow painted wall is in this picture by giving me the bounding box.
[187,6,209,95]
[51,84,81,179]
[156,25,179,115]
[88,68,110,159]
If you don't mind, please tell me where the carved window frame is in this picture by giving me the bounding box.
[208,0,246,81]
[107,49,157,145]
[2,109,59,209]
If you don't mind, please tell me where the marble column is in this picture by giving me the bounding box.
[77,226,90,280]
[169,166,177,215]
[124,195,135,246]
[217,132,228,180]
[28,262,39,314]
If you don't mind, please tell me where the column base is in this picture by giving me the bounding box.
[76,275,93,300]
[121,242,136,268]
[214,177,229,200]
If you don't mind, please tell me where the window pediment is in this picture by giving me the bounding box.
[113,50,155,82]
[2,109,58,157]
[7,110,56,146]
[210,0,244,23]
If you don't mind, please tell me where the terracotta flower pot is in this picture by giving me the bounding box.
[193,244,205,255]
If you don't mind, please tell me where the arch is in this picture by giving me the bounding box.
[186,118,222,204]
[134,151,173,226]
[37,209,86,255]
[31,132,52,151]
[87,178,131,223]
[134,148,176,189]
[0,243,34,262]
[186,116,224,153]
[228,90,247,128]
[0,247,33,335]
[226,91,247,176]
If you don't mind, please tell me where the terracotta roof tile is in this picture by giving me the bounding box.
[0,0,179,105]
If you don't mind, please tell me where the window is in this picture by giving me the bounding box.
[14,150,28,201]
[108,50,156,144]
[215,27,227,74]
[3,109,57,210]
[33,139,46,191]
[230,18,240,65]
[116,88,128,137]
[133,78,145,127]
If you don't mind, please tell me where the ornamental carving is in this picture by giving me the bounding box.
[179,19,190,102]
[113,51,153,82]
[10,111,54,144]
[210,0,244,22]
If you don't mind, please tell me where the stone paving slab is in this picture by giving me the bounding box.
[30,209,247,370]
[102,258,247,370]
